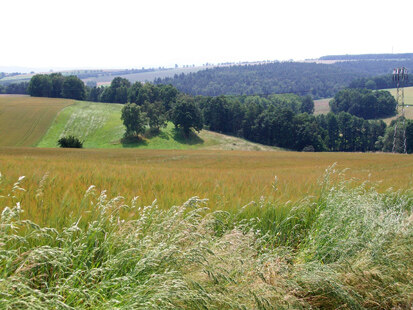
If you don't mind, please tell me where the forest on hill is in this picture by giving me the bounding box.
[155,59,413,98]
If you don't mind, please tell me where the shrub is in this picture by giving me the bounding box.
[57,135,83,148]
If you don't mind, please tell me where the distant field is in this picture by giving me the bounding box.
[0,96,74,146]
[1,147,412,227]
[83,66,210,85]
[388,86,413,105]
[38,100,276,150]
[314,98,331,115]
[380,86,413,124]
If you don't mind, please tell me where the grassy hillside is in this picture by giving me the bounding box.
[38,100,276,150]
[0,95,74,146]
[37,101,124,148]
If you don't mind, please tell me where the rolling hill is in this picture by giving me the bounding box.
[0,95,74,146]
[0,95,277,150]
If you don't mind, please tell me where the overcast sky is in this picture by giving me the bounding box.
[1,0,413,71]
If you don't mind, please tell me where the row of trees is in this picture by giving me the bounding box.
[192,94,388,152]
[121,97,203,138]
[329,88,397,119]
[0,82,28,94]
[349,75,413,90]
[28,73,86,100]
[87,77,178,107]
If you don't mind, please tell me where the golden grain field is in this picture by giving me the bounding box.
[1,147,412,227]
[0,96,74,146]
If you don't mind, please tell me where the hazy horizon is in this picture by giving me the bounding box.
[2,0,413,72]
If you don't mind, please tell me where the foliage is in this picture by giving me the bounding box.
[57,135,83,148]
[195,94,386,152]
[330,88,397,119]
[154,59,413,98]
[28,73,85,100]
[300,95,314,114]
[28,74,52,97]
[121,103,147,138]
[143,101,167,132]
[0,82,28,94]
[62,75,86,100]
[381,118,413,153]
[349,74,413,90]
[0,171,411,308]
[171,97,203,135]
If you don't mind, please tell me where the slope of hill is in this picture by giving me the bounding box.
[0,95,74,146]
[37,100,278,150]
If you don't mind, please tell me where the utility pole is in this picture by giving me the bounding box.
[392,67,408,153]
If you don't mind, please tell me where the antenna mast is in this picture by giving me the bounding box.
[392,67,408,153]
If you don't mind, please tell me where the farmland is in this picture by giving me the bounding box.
[0,95,274,150]
[313,98,331,115]
[1,95,413,308]
[1,146,412,308]
[0,96,74,146]
[1,147,412,227]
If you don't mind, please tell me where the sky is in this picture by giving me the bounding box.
[1,0,413,72]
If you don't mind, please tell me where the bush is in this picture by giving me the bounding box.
[57,135,83,148]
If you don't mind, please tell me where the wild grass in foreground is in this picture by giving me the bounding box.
[0,169,412,309]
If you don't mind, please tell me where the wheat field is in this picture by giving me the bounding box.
[1,147,412,227]
[0,96,74,146]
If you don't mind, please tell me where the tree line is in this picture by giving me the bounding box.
[28,73,86,100]
[154,60,413,98]
[349,74,413,90]
[0,82,28,94]
[193,95,389,152]
[330,88,397,119]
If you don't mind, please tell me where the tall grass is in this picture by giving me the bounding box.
[1,147,413,228]
[0,169,412,309]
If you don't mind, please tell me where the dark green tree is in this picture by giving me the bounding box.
[300,95,314,114]
[128,82,145,105]
[28,74,52,97]
[330,88,396,119]
[50,73,65,98]
[326,113,340,151]
[406,121,413,153]
[144,101,167,132]
[121,103,147,138]
[62,76,85,100]
[171,97,203,135]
